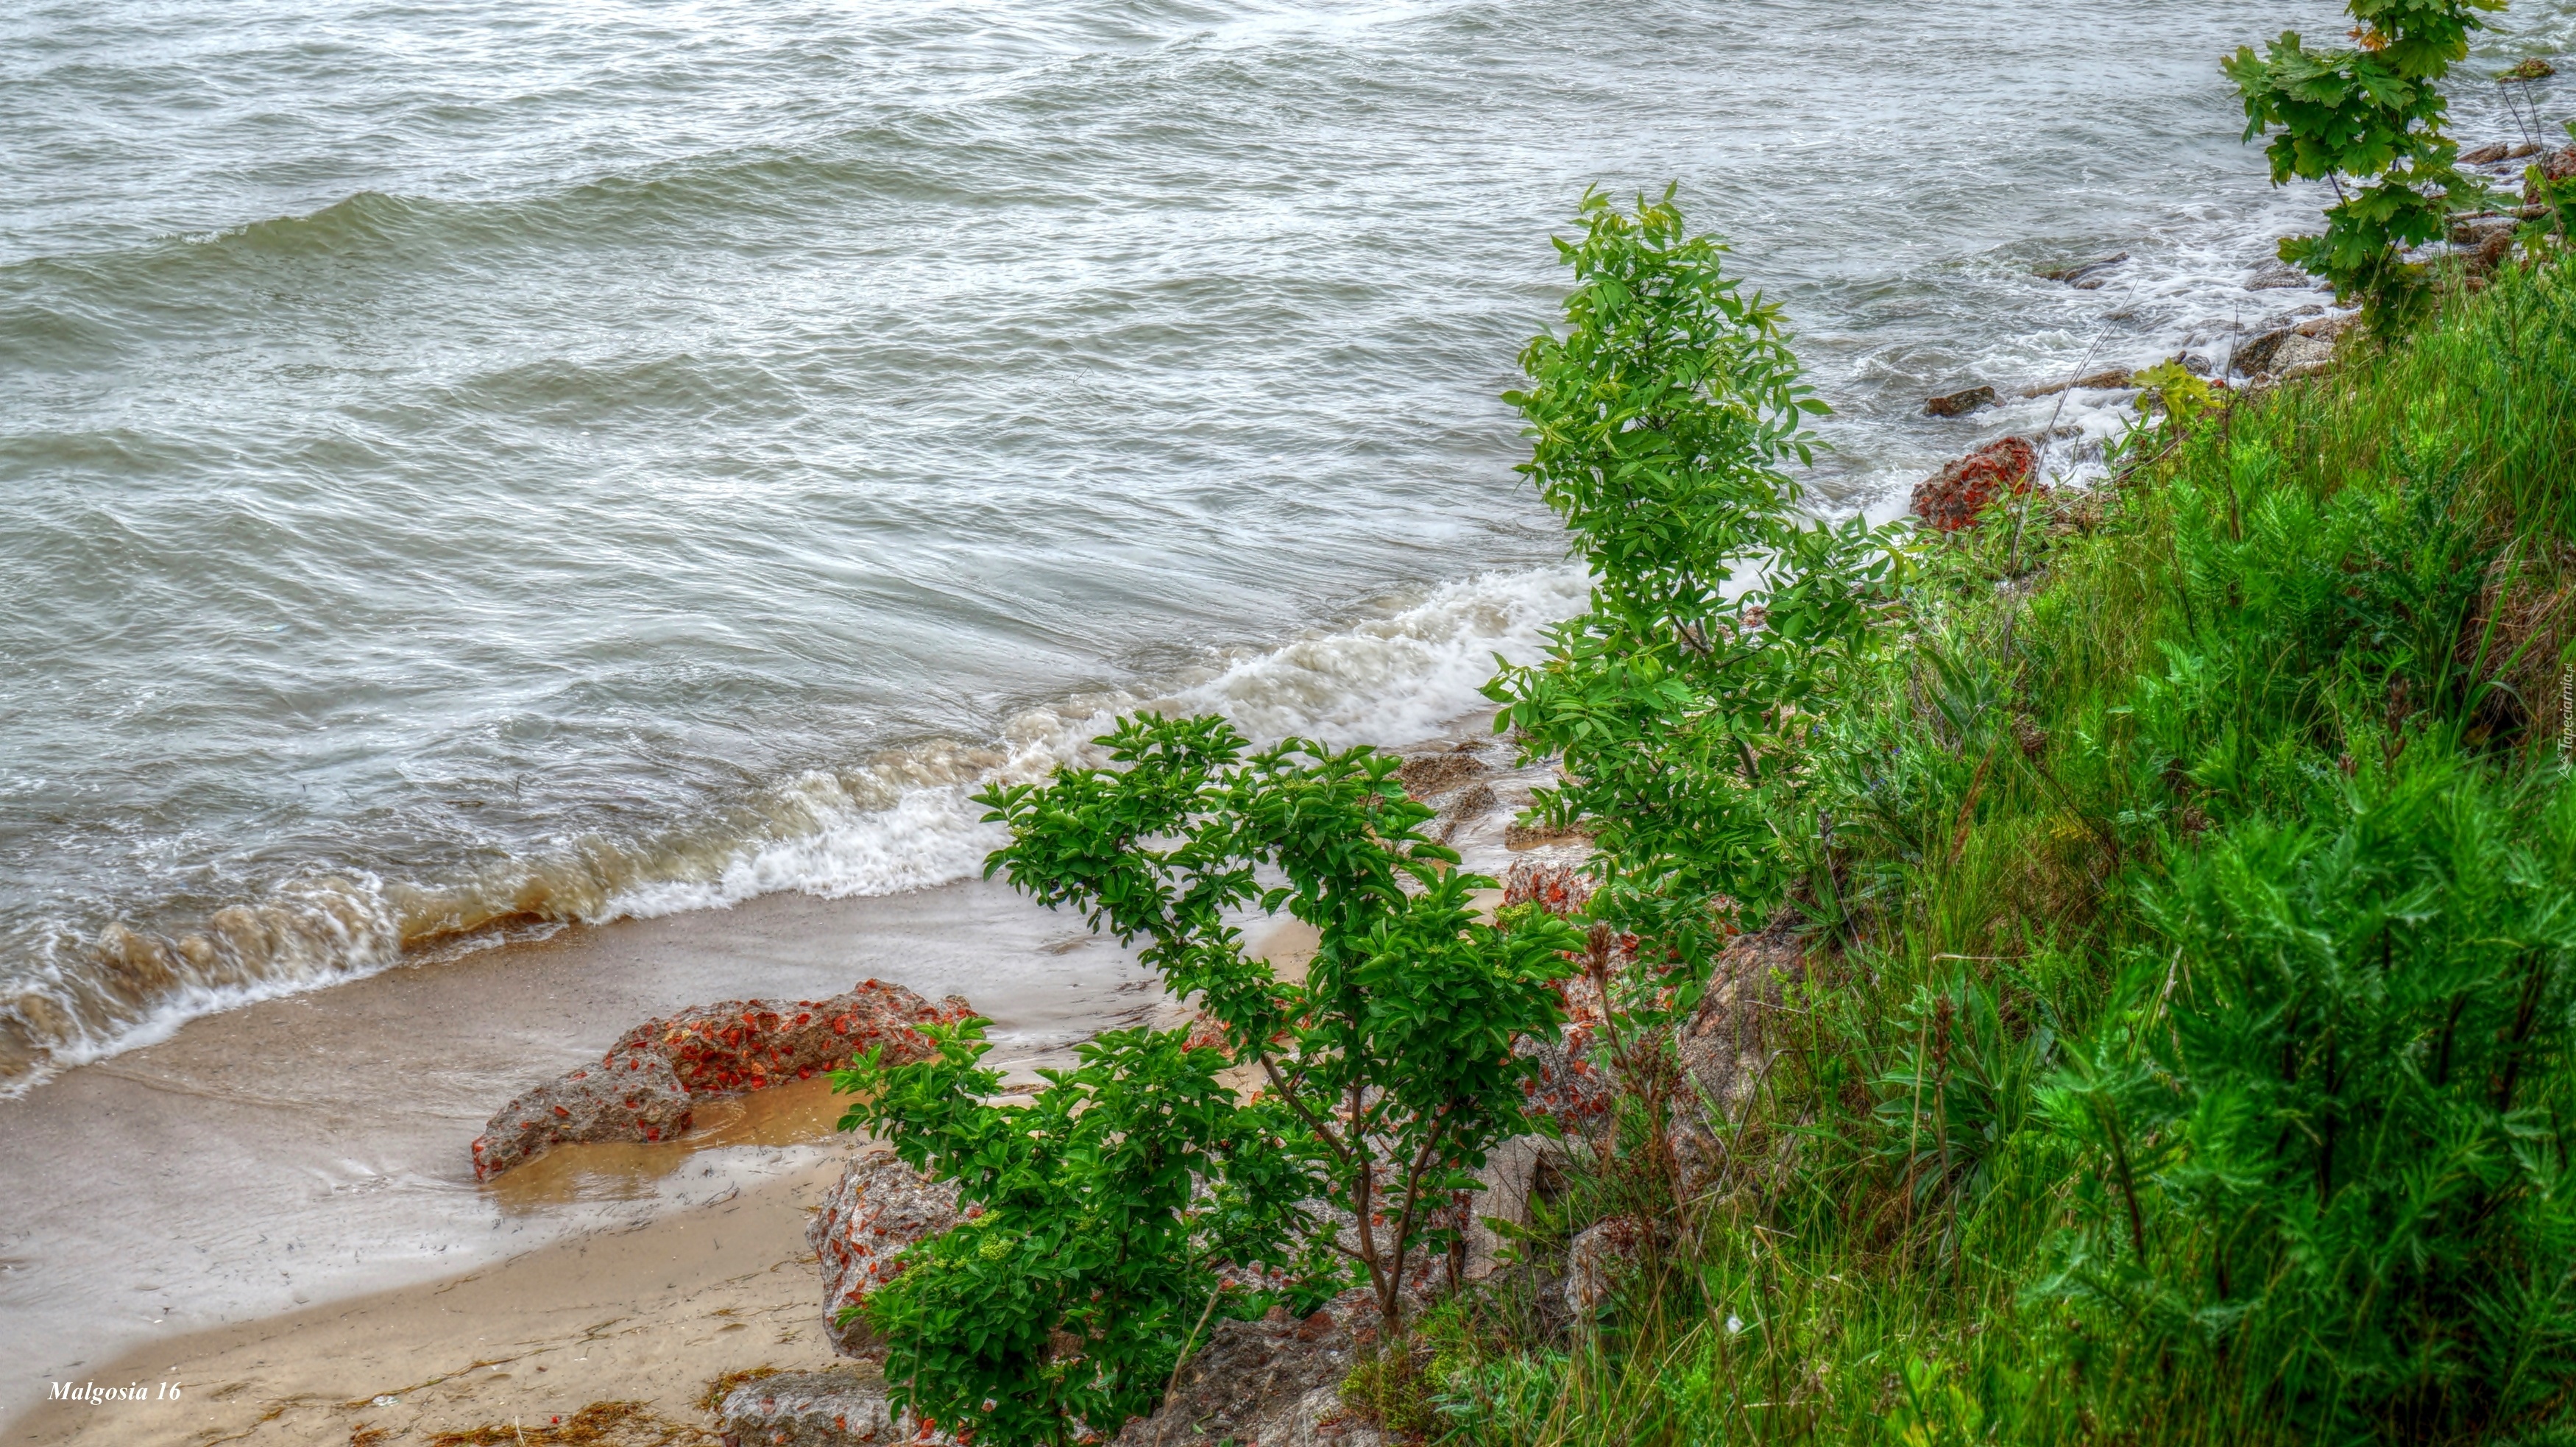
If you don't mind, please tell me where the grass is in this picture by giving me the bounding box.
[1395,250,2576,1446]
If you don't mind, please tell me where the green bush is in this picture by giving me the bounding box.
[976,713,1585,1332]
[832,1021,1323,1447]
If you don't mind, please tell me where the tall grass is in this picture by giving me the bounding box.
[1415,253,2576,1447]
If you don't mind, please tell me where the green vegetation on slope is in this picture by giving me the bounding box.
[1412,226,2576,1447]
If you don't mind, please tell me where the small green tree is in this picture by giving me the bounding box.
[832,1020,1323,1447]
[975,713,1582,1333]
[2224,0,2505,331]
[1489,186,1897,986]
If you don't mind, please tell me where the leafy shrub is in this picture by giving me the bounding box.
[975,714,1585,1331]
[832,1020,1323,1446]
[1490,188,1900,974]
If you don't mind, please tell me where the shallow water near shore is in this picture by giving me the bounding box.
[7,0,2576,1431]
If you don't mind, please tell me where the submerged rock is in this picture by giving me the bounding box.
[2020,366,2133,397]
[1924,384,1998,418]
[2044,252,2129,289]
[809,1150,965,1359]
[471,980,970,1180]
[1909,436,2039,533]
[2245,259,2313,291]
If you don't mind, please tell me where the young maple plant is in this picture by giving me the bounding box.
[2224,0,2503,331]
[975,712,1582,1332]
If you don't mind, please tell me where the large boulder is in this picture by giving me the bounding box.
[809,1151,966,1359]
[1909,436,2038,533]
[472,979,971,1180]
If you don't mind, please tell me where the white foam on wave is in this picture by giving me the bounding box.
[601,564,1594,919]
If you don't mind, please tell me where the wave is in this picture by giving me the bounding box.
[0,565,1591,1095]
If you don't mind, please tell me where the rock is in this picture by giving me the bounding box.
[2452,214,2520,245]
[1434,781,1498,843]
[810,1151,965,1359]
[471,1052,695,1180]
[1676,919,1801,1117]
[1503,821,1593,852]
[1908,436,2039,534]
[1502,857,1593,917]
[1515,1025,1615,1139]
[472,980,972,1180]
[2508,142,2544,160]
[2231,326,2295,377]
[718,1368,933,1447]
[1564,1216,1643,1316]
[1109,1306,1362,1447]
[2042,252,2129,289]
[2020,367,2132,398]
[1261,1384,1390,1447]
[2524,146,2576,205]
[1395,750,1488,799]
[2245,259,2311,290]
[2463,224,2519,278]
[1460,1133,1551,1283]
[1924,385,1998,418]
[2462,141,2512,166]
[615,980,971,1097]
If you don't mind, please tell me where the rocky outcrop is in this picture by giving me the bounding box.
[1910,436,2038,533]
[1924,385,1997,418]
[1108,1305,1373,1447]
[472,980,971,1180]
[809,1150,966,1359]
[717,1368,938,1447]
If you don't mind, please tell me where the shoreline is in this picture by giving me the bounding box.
[0,710,1541,1445]
[0,876,1172,1440]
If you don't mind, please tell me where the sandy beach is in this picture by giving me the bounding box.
[0,876,1172,1444]
[16,1147,849,1446]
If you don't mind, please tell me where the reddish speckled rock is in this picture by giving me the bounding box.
[471,979,972,1181]
[808,1150,965,1358]
[613,980,972,1097]
[1910,436,2039,533]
